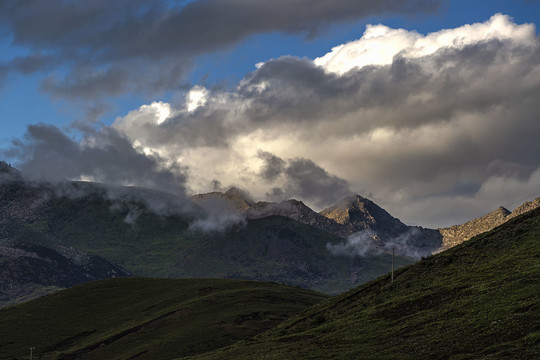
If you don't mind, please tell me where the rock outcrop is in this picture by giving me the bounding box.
[438,198,540,250]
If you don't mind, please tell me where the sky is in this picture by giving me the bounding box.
[1,0,540,228]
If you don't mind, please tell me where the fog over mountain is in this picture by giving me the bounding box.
[3,14,540,228]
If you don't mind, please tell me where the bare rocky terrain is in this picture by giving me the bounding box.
[193,188,540,255]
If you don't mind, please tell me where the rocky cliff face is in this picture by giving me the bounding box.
[319,195,409,238]
[438,198,540,251]
[438,207,510,250]
[192,188,255,211]
[507,197,540,220]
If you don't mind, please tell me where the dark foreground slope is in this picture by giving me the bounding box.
[191,208,540,360]
[0,278,328,360]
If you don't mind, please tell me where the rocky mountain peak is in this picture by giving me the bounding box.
[507,197,540,220]
[0,161,21,180]
[191,187,254,211]
[223,187,255,206]
[319,195,408,237]
[495,206,511,216]
[438,205,512,250]
[0,161,10,172]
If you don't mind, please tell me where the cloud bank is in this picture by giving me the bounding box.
[0,0,441,99]
[5,14,540,228]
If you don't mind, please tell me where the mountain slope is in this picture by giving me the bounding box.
[192,190,348,237]
[0,179,413,298]
[0,243,128,307]
[191,207,540,360]
[438,197,540,250]
[194,190,443,256]
[320,194,442,255]
[0,278,328,360]
[320,194,409,237]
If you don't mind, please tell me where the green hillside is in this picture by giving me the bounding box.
[0,278,328,360]
[189,208,540,360]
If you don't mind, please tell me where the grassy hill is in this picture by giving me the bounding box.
[0,278,328,360]
[188,207,540,360]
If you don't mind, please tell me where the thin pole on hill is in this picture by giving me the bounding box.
[391,247,394,283]
[29,347,35,360]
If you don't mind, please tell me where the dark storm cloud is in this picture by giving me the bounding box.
[239,39,540,136]
[0,0,441,98]
[4,124,187,196]
[257,151,352,208]
[257,150,286,181]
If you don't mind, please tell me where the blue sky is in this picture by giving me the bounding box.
[1,0,539,227]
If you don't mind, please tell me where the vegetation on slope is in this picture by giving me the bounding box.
[189,208,540,360]
[1,181,413,297]
[0,278,328,360]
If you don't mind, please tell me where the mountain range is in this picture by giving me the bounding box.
[1,160,539,307]
[192,186,540,254]
[1,202,538,359]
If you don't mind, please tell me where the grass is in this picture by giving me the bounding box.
[0,278,328,360]
[186,207,540,360]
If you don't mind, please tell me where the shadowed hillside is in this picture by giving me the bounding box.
[0,243,128,307]
[190,207,540,360]
[0,278,328,360]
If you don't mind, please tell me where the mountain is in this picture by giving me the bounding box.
[193,190,442,256]
[438,206,511,250]
[196,189,539,256]
[0,278,328,360]
[193,206,540,360]
[319,195,442,254]
[319,194,409,237]
[0,161,21,180]
[0,178,413,304]
[507,197,540,219]
[192,190,347,236]
[192,187,255,211]
[0,243,128,307]
[3,163,536,306]
[438,197,540,250]
[248,199,348,236]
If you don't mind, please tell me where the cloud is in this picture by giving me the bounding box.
[188,197,246,232]
[326,227,436,259]
[0,0,441,99]
[5,14,540,228]
[326,230,376,257]
[108,14,540,226]
[314,12,536,74]
[3,123,187,196]
[257,150,286,182]
[256,150,353,208]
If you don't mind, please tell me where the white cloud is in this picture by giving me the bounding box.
[106,14,540,227]
[314,14,536,74]
[186,85,209,112]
